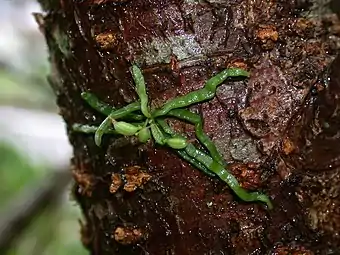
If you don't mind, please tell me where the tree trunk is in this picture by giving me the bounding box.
[37,0,340,254]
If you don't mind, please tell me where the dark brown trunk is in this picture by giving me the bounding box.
[37,0,340,254]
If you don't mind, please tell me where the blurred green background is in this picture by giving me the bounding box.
[0,0,87,254]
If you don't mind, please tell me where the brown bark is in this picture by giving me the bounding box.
[37,0,340,254]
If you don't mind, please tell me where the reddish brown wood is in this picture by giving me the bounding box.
[38,0,340,254]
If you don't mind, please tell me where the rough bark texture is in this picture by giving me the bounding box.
[37,0,340,254]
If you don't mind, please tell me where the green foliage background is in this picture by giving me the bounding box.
[0,142,87,255]
[0,2,87,251]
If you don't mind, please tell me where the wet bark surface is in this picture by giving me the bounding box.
[37,0,340,254]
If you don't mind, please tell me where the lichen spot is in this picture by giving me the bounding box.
[95,32,118,50]
[110,173,123,194]
[123,165,151,192]
[114,227,143,245]
[256,25,279,50]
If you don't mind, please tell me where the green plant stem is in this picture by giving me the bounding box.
[94,101,141,146]
[152,68,249,117]
[150,123,166,145]
[81,92,144,121]
[156,119,272,209]
[131,65,151,118]
[167,109,224,165]
[156,119,215,177]
[81,92,113,116]
[184,144,273,209]
[72,123,117,134]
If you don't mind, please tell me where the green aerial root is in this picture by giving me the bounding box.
[72,65,272,209]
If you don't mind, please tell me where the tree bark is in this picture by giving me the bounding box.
[37,0,340,254]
